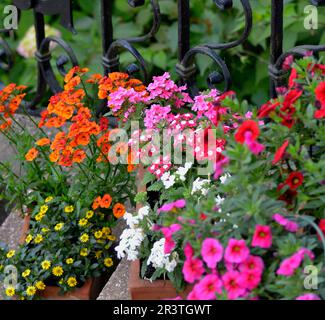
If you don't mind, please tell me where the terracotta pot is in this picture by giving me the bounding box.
[128,260,192,300]
[20,214,108,300]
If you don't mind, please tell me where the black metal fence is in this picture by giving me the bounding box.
[0,0,325,113]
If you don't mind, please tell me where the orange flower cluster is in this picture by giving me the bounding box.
[0,83,26,130]
[87,72,145,100]
[25,147,39,161]
[39,67,88,129]
[92,194,112,210]
[49,107,100,167]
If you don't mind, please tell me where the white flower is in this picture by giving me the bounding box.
[215,195,225,206]
[220,173,231,184]
[147,238,178,273]
[138,206,150,219]
[123,212,140,228]
[161,172,176,189]
[115,228,145,260]
[191,178,210,196]
[175,162,193,181]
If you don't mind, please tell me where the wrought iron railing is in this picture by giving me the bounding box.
[0,0,324,113]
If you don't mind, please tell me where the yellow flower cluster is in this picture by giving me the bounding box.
[64,205,74,213]
[35,205,49,222]
[52,266,64,277]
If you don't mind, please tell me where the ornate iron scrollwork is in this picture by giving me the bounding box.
[176,0,252,95]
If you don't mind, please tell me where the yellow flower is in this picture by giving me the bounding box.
[39,205,49,214]
[102,227,111,236]
[95,251,102,259]
[52,266,64,277]
[41,228,49,233]
[0,264,3,271]
[80,248,88,257]
[26,286,36,296]
[58,279,64,285]
[35,213,45,222]
[107,235,116,241]
[64,205,74,213]
[80,233,89,243]
[6,250,15,258]
[78,218,88,227]
[35,281,46,290]
[34,234,43,244]
[45,196,53,203]
[67,277,77,287]
[5,286,15,297]
[94,231,103,239]
[22,269,31,278]
[41,260,51,270]
[66,258,74,265]
[86,210,94,219]
[54,223,64,231]
[104,258,113,268]
[25,234,33,244]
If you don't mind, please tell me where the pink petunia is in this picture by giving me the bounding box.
[184,242,194,259]
[273,213,299,233]
[239,255,264,274]
[158,199,186,213]
[244,131,265,155]
[213,157,230,180]
[225,239,250,264]
[238,270,262,291]
[182,257,205,284]
[201,238,223,269]
[296,294,321,300]
[161,224,182,254]
[252,225,273,249]
[194,274,223,300]
[222,270,246,300]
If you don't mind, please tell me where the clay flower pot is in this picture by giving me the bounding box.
[20,214,108,300]
[128,260,192,300]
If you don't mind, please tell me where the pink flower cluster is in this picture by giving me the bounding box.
[273,213,299,232]
[147,72,192,107]
[147,156,172,179]
[159,224,182,254]
[191,89,228,125]
[277,248,315,277]
[184,239,265,300]
[144,104,171,129]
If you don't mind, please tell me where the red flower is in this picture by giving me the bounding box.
[277,183,297,205]
[257,101,280,118]
[288,68,298,88]
[283,89,302,110]
[281,116,295,129]
[315,82,325,107]
[318,220,325,240]
[315,108,325,119]
[272,140,289,164]
[280,104,296,116]
[234,120,260,144]
[285,172,304,190]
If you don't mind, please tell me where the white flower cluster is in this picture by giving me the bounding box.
[191,177,211,196]
[147,238,178,273]
[115,206,150,261]
[161,162,192,189]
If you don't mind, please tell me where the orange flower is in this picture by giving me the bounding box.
[36,138,50,146]
[45,117,66,128]
[100,194,112,209]
[72,149,86,163]
[25,148,39,161]
[0,119,12,131]
[113,203,126,219]
[64,76,81,91]
[92,196,102,210]
[75,132,90,146]
[49,151,59,163]
[86,74,103,84]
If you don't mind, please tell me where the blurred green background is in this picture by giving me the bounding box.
[0,0,324,106]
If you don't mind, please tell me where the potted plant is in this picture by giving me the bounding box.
[112,56,325,300]
[0,68,140,299]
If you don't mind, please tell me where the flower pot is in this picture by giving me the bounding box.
[128,260,192,300]
[19,214,109,300]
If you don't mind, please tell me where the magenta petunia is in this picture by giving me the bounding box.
[252,225,273,249]
[222,270,246,300]
[273,213,299,233]
[239,255,264,274]
[201,238,223,269]
[182,257,205,284]
[296,294,321,300]
[238,270,262,291]
[194,274,223,300]
[225,239,250,264]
